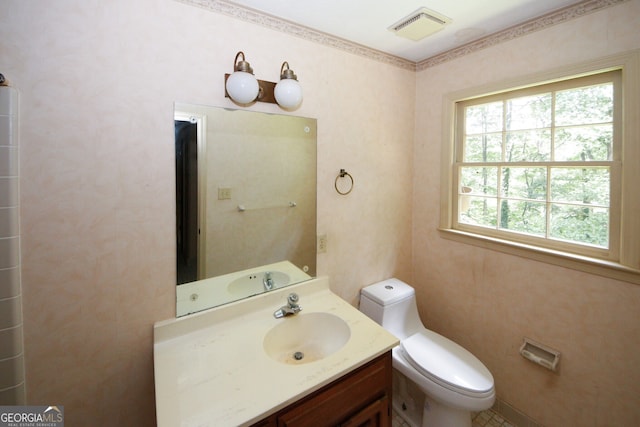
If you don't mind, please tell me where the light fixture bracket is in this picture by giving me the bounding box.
[280,62,297,80]
[232,51,254,73]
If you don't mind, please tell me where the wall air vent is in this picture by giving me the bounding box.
[389,7,451,41]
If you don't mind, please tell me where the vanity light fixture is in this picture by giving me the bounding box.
[224,51,260,105]
[274,62,303,110]
[225,52,303,110]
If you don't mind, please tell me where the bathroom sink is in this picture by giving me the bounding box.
[263,312,351,364]
[227,271,290,296]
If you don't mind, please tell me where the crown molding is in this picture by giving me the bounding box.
[174,0,416,71]
[175,0,628,72]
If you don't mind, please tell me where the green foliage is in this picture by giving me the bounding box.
[460,82,613,248]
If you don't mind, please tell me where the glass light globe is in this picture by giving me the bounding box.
[226,71,259,104]
[274,78,303,110]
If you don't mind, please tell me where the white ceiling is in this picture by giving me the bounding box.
[226,0,582,62]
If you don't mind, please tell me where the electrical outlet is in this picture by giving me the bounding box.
[317,234,327,253]
[217,187,232,200]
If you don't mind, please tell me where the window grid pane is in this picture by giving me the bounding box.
[458,75,615,252]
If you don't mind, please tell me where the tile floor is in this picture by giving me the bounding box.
[392,408,516,427]
[471,409,516,427]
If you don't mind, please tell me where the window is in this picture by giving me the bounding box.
[440,53,640,284]
[457,71,619,258]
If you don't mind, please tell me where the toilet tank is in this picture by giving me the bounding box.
[359,278,424,340]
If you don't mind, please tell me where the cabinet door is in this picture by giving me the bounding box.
[276,354,391,427]
[338,396,389,427]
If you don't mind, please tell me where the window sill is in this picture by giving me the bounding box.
[438,228,640,285]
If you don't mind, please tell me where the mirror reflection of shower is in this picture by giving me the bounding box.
[175,117,200,284]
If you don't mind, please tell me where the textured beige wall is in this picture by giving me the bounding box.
[414,1,640,426]
[0,0,414,425]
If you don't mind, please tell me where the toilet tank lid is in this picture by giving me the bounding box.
[361,278,414,305]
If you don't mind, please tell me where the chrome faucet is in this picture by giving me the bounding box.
[273,293,302,318]
[263,271,274,291]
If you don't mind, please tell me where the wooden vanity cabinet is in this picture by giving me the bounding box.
[251,352,392,427]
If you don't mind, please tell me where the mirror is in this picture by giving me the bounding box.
[174,103,317,316]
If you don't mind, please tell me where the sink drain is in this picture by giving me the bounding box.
[293,351,304,361]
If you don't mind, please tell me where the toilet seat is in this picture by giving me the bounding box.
[400,330,493,398]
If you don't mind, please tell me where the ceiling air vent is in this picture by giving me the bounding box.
[389,7,451,41]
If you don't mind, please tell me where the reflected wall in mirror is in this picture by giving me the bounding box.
[175,103,317,316]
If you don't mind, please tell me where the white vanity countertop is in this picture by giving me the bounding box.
[154,277,399,427]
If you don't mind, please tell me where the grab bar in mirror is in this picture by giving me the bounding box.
[238,201,297,212]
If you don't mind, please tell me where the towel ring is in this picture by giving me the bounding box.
[335,169,354,195]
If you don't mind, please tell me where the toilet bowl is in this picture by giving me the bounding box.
[359,278,495,427]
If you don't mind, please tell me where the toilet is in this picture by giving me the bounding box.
[359,278,495,427]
